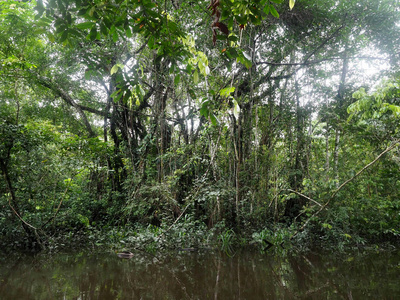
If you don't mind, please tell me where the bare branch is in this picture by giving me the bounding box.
[287,189,322,207]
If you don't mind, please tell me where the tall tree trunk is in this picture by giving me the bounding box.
[231,113,241,227]
[333,44,349,187]
[284,81,307,222]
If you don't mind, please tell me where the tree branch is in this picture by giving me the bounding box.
[33,73,98,137]
[256,56,389,67]
[287,189,322,207]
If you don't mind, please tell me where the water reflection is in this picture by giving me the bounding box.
[0,248,399,299]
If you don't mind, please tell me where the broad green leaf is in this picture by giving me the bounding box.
[198,64,205,76]
[56,24,67,34]
[228,35,239,42]
[233,99,240,119]
[193,70,199,84]
[289,0,296,10]
[89,26,97,41]
[210,113,218,126]
[112,30,119,43]
[48,33,55,43]
[60,30,68,42]
[352,88,367,99]
[100,22,108,35]
[249,14,261,25]
[76,22,95,30]
[383,104,400,117]
[148,36,155,49]
[113,91,123,102]
[270,5,279,18]
[110,64,119,75]
[228,47,238,58]
[197,52,210,76]
[220,87,235,97]
[124,89,132,102]
[125,27,132,38]
[88,6,96,17]
[200,101,210,117]
[34,28,47,35]
[66,12,72,24]
[110,90,119,98]
[135,84,145,100]
[237,53,252,69]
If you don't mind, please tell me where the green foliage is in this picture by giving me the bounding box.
[252,226,292,251]
[218,228,236,254]
[348,80,400,123]
[1,0,400,253]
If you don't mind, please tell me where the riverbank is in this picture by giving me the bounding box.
[1,219,398,256]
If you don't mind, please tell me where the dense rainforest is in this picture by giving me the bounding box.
[0,0,399,253]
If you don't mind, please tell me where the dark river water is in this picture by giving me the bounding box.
[0,248,399,299]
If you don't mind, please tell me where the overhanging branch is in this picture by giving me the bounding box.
[257,55,390,67]
[33,73,107,136]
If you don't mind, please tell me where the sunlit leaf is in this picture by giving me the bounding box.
[110,64,119,75]
[193,70,199,84]
[233,99,240,119]
[289,0,296,10]
[220,87,235,97]
[88,6,96,17]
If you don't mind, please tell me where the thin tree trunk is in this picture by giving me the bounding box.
[0,158,43,249]
[333,44,349,187]
[325,126,330,179]
[284,81,306,222]
[334,128,340,187]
